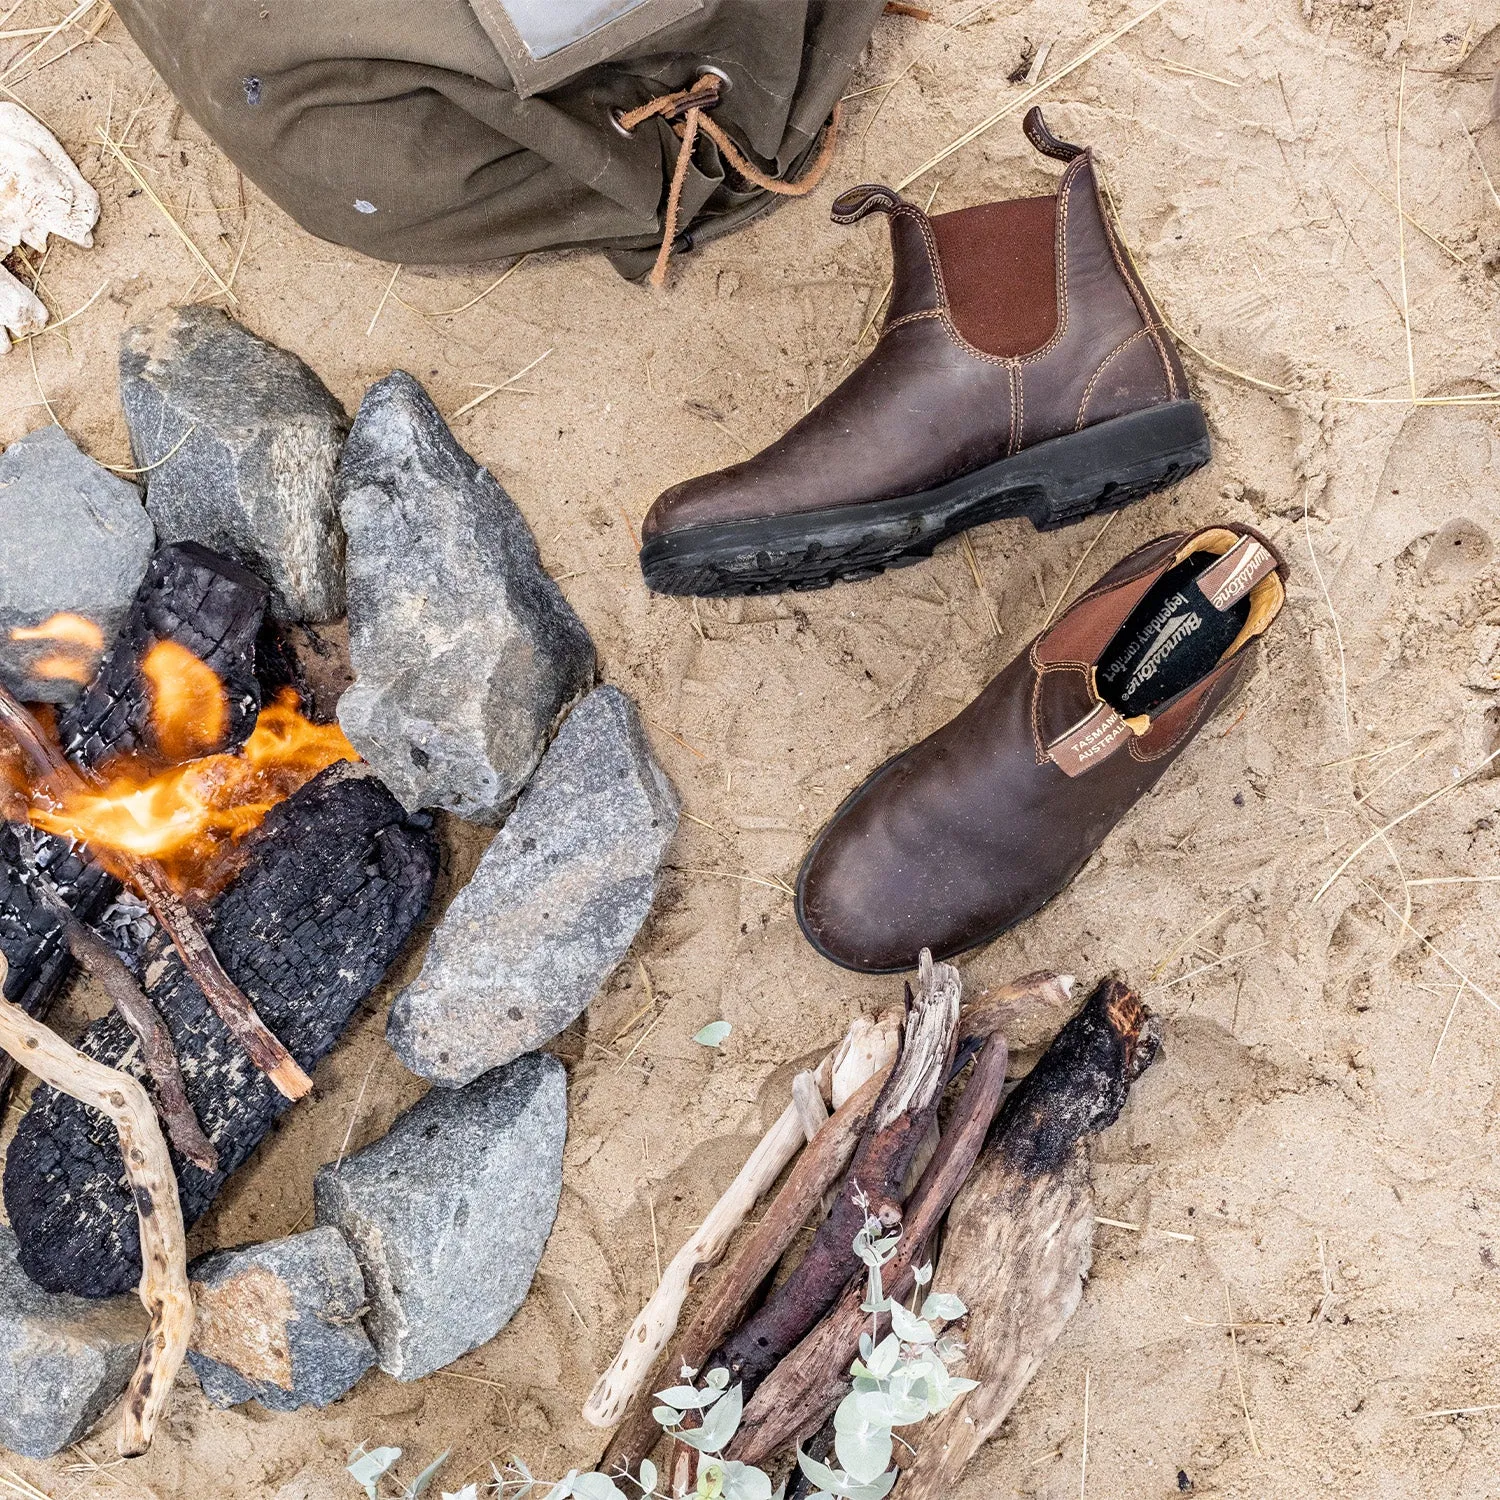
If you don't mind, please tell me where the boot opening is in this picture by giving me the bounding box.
[1096,539,1276,717]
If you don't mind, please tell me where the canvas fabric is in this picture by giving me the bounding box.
[110,0,884,278]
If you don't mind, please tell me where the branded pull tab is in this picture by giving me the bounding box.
[1023,106,1084,163]
[1047,701,1141,778]
[1195,536,1278,612]
[831,184,904,225]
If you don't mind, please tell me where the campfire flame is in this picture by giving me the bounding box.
[23,639,359,895]
[10,611,105,686]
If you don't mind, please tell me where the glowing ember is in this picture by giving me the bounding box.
[9,611,105,685]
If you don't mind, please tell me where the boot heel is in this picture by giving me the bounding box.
[1021,400,1211,532]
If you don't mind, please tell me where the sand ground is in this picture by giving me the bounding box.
[3,1,1500,1496]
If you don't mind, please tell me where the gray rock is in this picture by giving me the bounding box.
[335,371,595,823]
[388,686,678,1085]
[314,1052,566,1381]
[0,1222,144,1458]
[119,306,349,621]
[186,1227,376,1411]
[0,425,154,703]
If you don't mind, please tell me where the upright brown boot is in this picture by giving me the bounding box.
[795,524,1287,972]
[640,108,1208,597]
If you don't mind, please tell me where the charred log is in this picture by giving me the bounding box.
[892,979,1161,1500]
[3,762,437,1297]
[0,823,115,1108]
[56,541,267,769]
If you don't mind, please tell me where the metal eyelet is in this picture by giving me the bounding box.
[608,106,636,138]
[697,64,732,95]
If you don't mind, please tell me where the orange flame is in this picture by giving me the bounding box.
[10,612,105,684]
[143,639,230,761]
[31,688,360,896]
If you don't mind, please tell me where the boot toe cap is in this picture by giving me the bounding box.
[642,462,760,542]
[796,824,934,974]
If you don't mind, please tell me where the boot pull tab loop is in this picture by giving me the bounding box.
[1023,106,1084,162]
[831,184,904,225]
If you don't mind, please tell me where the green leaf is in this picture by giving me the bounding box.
[695,1381,744,1451]
[693,1021,732,1047]
[835,1423,892,1486]
[867,1333,902,1380]
[348,1446,402,1500]
[706,1366,730,1390]
[912,1262,933,1287]
[543,1473,579,1500]
[719,1461,773,1500]
[639,1458,658,1495]
[919,1292,966,1323]
[794,1452,896,1500]
[888,1302,935,1345]
[652,1406,683,1427]
[656,1384,723,1409]
[404,1450,451,1499]
[441,1487,479,1500]
[571,1475,626,1500]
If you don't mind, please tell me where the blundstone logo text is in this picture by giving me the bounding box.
[1121,609,1203,698]
[1099,590,1190,686]
[1198,538,1276,612]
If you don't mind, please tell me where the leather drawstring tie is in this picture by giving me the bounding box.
[617,73,844,288]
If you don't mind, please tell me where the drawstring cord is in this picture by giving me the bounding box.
[617,73,844,288]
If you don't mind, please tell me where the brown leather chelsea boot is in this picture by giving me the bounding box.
[795,524,1287,972]
[639,108,1208,597]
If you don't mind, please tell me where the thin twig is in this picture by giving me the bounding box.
[452,348,554,418]
[1394,63,1416,401]
[366,263,402,337]
[1225,1284,1261,1457]
[1041,513,1118,631]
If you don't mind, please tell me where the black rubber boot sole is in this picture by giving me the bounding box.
[639,399,1210,598]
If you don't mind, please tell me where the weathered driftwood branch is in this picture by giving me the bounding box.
[0,955,192,1456]
[583,1010,903,1428]
[0,682,311,1100]
[601,1065,894,1477]
[35,883,217,1172]
[728,1026,1010,1468]
[708,952,961,1397]
[960,969,1077,1049]
[893,979,1160,1499]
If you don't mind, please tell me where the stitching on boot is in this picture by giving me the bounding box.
[1015,153,1084,368]
[1076,327,1153,431]
[1128,681,1216,763]
[883,308,944,333]
[1095,169,1180,400]
[1007,364,1020,456]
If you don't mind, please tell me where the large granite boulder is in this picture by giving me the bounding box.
[187,1227,376,1411]
[388,686,678,1086]
[119,306,348,621]
[0,424,153,703]
[335,371,595,824]
[0,1223,144,1458]
[314,1052,566,1381]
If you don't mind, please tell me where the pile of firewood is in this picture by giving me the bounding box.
[587,955,1161,1497]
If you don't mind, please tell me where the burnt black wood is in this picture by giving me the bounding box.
[3,763,437,1297]
[56,541,269,769]
[0,824,117,1109]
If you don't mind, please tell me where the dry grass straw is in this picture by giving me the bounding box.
[1313,745,1500,904]
[0,0,96,86]
[365,262,401,336]
[453,347,555,418]
[1079,1368,1091,1500]
[96,122,235,302]
[1224,1284,1262,1457]
[1394,60,1416,402]
[895,0,1171,191]
[1040,512,1117,631]
[959,532,1001,638]
[394,254,530,318]
[1302,488,1351,742]
[674,865,796,897]
[1150,904,1231,982]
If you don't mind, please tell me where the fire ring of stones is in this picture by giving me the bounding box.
[0,309,678,1457]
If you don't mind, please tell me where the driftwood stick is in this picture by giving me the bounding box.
[960,969,1077,1048]
[893,979,1159,1499]
[0,956,192,1456]
[583,1010,902,1428]
[600,1066,894,1478]
[728,1027,1010,1468]
[708,952,961,1397]
[0,682,311,1100]
[35,884,218,1172]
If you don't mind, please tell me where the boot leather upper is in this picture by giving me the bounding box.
[796,525,1287,972]
[642,143,1189,542]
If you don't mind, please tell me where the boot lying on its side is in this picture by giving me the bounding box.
[795,524,1287,973]
[639,107,1209,597]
